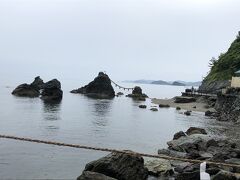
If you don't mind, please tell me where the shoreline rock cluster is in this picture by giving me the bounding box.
[71,72,115,99]
[77,127,240,179]
[157,127,240,179]
[12,76,63,102]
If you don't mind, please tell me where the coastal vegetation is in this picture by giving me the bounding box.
[204,32,240,83]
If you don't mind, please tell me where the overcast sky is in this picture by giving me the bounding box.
[0,0,239,84]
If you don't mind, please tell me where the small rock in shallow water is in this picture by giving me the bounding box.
[150,108,158,112]
[176,107,181,110]
[159,104,170,108]
[184,111,191,116]
[139,105,147,109]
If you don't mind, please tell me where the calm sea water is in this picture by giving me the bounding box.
[0,81,225,179]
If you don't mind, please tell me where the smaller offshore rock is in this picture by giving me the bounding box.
[127,86,148,101]
[41,79,63,102]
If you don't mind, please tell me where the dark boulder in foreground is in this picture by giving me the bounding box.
[41,79,63,102]
[77,171,117,180]
[12,83,40,97]
[127,86,148,101]
[81,151,148,180]
[12,76,45,97]
[71,72,115,99]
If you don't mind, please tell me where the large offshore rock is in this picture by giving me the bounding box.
[41,79,63,101]
[77,171,117,180]
[84,152,148,180]
[71,72,115,99]
[12,83,40,97]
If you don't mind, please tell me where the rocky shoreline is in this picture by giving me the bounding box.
[77,127,240,180]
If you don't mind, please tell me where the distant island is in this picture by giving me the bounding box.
[123,80,201,87]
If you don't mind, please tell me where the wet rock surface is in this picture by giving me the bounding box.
[81,151,148,180]
[71,72,115,99]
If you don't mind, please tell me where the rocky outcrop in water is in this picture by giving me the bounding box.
[41,79,63,102]
[30,76,44,90]
[126,86,148,101]
[12,83,40,97]
[79,151,148,180]
[12,77,63,102]
[12,76,44,97]
[71,72,115,99]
